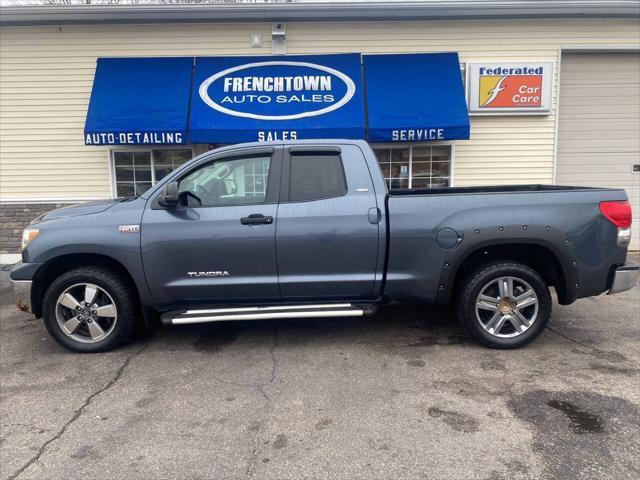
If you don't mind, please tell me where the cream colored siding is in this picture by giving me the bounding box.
[1,19,640,200]
[556,52,640,249]
[0,23,273,200]
[286,19,639,186]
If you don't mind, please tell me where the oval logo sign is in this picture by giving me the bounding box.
[198,61,356,121]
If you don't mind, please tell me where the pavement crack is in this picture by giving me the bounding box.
[265,327,279,387]
[244,327,279,480]
[244,416,265,480]
[209,326,280,392]
[547,326,593,349]
[7,343,148,480]
[547,327,639,367]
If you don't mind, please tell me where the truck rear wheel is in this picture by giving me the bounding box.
[42,267,137,353]
[457,261,552,349]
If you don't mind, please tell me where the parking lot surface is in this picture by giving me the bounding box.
[1,256,639,480]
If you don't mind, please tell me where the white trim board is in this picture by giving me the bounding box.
[560,45,640,52]
[552,48,562,185]
[0,253,22,265]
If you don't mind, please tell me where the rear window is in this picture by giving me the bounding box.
[289,153,347,202]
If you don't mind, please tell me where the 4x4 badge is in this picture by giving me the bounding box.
[118,225,140,233]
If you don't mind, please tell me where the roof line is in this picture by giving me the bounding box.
[1,1,639,26]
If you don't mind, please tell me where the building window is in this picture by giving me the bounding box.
[243,156,270,197]
[112,148,192,197]
[372,145,452,190]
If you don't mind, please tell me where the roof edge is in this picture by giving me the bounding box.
[1,1,639,27]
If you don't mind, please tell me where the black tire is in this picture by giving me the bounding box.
[42,267,137,353]
[456,261,552,349]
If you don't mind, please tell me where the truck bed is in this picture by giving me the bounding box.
[383,183,628,305]
[388,184,617,196]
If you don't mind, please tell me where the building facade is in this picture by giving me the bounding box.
[1,2,639,261]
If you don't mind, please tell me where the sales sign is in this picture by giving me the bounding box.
[466,62,553,115]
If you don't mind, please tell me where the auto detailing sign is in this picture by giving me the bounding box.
[189,54,364,143]
[466,62,553,114]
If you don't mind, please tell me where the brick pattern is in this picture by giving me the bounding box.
[0,204,67,253]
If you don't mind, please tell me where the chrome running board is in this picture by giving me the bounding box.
[161,303,365,325]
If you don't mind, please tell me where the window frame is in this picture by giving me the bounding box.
[150,146,282,210]
[109,146,195,198]
[176,153,276,208]
[280,147,349,204]
[371,142,455,190]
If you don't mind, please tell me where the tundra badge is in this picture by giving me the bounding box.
[187,271,230,277]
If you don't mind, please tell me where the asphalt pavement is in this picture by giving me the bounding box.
[1,256,639,480]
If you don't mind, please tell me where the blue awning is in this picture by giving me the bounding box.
[84,53,470,146]
[84,57,193,145]
[188,54,364,143]
[363,52,470,142]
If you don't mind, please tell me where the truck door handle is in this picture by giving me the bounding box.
[240,214,273,225]
[368,207,382,225]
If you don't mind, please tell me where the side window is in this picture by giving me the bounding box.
[289,153,347,202]
[178,155,271,207]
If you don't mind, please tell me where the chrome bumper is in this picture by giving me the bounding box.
[608,265,639,295]
[11,280,33,313]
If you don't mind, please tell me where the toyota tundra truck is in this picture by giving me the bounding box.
[9,140,639,352]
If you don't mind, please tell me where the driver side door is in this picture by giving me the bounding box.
[141,147,282,310]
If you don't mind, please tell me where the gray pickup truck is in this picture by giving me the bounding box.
[10,140,638,352]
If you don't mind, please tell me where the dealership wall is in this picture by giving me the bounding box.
[1,18,639,203]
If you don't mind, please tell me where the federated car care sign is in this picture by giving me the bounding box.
[188,54,365,143]
[466,62,553,115]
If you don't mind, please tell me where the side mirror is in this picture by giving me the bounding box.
[158,181,179,208]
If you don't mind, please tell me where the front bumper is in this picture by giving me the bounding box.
[11,279,33,313]
[608,264,639,295]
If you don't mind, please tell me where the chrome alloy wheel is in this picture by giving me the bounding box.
[55,283,118,343]
[475,276,539,338]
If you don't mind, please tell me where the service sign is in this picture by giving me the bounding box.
[466,62,553,115]
[189,54,365,143]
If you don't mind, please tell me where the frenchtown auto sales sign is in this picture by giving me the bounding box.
[188,54,365,143]
[198,60,357,122]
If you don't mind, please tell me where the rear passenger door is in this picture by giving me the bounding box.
[276,145,380,301]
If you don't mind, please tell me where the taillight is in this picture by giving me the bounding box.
[599,201,632,228]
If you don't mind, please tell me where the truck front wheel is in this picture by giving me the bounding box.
[457,261,552,349]
[42,267,137,353]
